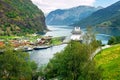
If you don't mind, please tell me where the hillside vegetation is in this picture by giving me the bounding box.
[0,46,38,79]
[94,44,120,79]
[43,39,102,80]
[108,36,120,45]
[74,1,120,28]
[0,0,46,36]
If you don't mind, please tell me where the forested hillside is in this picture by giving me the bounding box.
[74,1,120,28]
[0,0,47,36]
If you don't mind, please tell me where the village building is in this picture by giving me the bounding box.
[0,41,4,47]
[37,36,52,45]
[71,27,83,42]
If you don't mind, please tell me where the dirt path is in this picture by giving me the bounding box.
[90,45,111,60]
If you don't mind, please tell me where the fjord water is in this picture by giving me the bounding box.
[29,44,67,66]
[29,25,111,66]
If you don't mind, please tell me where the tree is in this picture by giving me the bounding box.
[44,41,102,80]
[108,36,120,45]
[0,46,37,80]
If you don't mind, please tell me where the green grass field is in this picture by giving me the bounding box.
[51,37,63,45]
[94,44,120,79]
[0,36,20,40]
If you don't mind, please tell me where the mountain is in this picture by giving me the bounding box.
[46,6,102,25]
[74,1,120,27]
[0,0,47,36]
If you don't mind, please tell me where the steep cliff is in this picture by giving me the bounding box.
[0,0,47,36]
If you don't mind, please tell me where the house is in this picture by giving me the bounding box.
[0,41,4,47]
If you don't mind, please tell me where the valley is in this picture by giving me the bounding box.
[0,0,120,79]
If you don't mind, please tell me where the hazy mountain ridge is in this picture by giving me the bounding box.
[0,0,47,36]
[73,1,120,27]
[46,6,102,25]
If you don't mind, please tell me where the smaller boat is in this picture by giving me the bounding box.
[34,45,51,50]
[24,47,33,52]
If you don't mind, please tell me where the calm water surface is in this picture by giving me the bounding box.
[29,44,67,66]
[29,25,112,66]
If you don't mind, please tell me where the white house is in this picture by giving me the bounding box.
[71,27,83,41]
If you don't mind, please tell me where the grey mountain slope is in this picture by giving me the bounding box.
[73,1,120,27]
[46,6,102,25]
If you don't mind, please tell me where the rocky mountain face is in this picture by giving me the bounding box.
[0,0,47,36]
[74,1,120,28]
[46,6,102,25]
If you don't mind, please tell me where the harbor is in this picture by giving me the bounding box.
[29,25,111,67]
[0,25,112,67]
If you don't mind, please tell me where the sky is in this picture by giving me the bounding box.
[31,0,119,14]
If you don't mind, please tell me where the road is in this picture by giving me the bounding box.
[90,45,111,60]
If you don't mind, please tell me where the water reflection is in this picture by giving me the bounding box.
[96,34,110,44]
[96,27,120,36]
[29,44,67,66]
[45,25,73,37]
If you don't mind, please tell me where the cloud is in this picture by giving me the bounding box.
[31,0,95,13]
